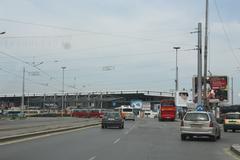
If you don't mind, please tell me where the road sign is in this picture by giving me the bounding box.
[196,105,204,111]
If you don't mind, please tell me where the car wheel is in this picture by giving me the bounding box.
[181,134,186,141]
[101,125,105,129]
[232,129,236,132]
[224,128,227,132]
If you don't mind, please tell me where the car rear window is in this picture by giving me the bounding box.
[105,112,120,118]
[184,113,209,121]
[226,114,240,119]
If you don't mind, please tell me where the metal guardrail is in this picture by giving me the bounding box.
[0,90,174,98]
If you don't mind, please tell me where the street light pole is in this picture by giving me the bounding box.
[61,67,66,117]
[173,47,181,92]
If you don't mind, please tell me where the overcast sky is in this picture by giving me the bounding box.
[0,0,239,103]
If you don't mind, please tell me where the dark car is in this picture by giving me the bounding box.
[102,112,124,129]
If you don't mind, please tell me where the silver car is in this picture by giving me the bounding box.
[180,111,221,141]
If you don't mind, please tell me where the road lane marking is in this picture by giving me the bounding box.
[88,156,96,160]
[113,138,120,144]
[224,148,240,160]
[0,125,99,146]
[124,124,135,135]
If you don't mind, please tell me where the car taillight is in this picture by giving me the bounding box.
[209,121,213,127]
[181,120,184,126]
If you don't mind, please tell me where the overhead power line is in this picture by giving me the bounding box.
[0,50,81,91]
[0,18,154,41]
[213,0,240,67]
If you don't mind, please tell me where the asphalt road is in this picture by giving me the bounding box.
[0,118,239,160]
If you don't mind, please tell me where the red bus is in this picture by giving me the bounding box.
[158,99,176,121]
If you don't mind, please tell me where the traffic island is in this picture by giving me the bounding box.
[231,144,240,156]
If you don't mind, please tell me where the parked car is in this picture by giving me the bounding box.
[180,111,221,141]
[223,112,240,132]
[102,111,124,129]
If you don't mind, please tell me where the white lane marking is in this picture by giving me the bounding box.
[113,138,120,144]
[124,124,135,135]
[88,156,96,160]
[0,125,98,146]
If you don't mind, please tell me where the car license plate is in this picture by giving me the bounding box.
[108,118,114,121]
[191,124,202,128]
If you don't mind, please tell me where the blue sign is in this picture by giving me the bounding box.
[196,105,204,111]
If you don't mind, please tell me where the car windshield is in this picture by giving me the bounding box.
[184,113,209,121]
[226,114,240,119]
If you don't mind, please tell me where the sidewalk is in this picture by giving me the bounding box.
[0,117,100,142]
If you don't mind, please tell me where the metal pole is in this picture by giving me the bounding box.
[173,47,180,92]
[21,67,25,113]
[231,77,234,105]
[61,67,66,117]
[100,92,103,109]
[43,94,46,112]
[197,23,202,105]
[203,0,209,110]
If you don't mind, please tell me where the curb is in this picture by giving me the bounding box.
[0,122,100,143]
[231,144,240,156]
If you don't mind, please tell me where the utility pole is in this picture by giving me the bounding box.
[173,47,181,92]
[21,67,25,113]
[197,23,203,106]
[231,77,234,105]
[203,0,209,110]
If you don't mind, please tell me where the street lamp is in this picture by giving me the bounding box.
[61,66,66,117]
[173,46,181,92]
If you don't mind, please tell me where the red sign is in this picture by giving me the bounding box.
[210,77,227,90]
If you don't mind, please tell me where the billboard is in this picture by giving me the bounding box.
[130,100,143,109]
[192,76,228,102]
[175,91,189,107]
[142,101,151,111]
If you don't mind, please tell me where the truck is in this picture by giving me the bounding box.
[158,99,176,121]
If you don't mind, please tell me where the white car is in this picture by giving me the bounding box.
[180,111,221,141]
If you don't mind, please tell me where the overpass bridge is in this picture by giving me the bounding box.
[0,90,174,109]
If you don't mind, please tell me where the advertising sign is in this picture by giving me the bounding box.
[175,91,189,107]
[130,100,143,109]
[192,76,228,102]
[142,101,151,111]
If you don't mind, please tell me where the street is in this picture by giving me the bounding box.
[0,118,239,160]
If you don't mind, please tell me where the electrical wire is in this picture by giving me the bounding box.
[0,18,154,41]
[213,0,240,67]
[0,50,81,91]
